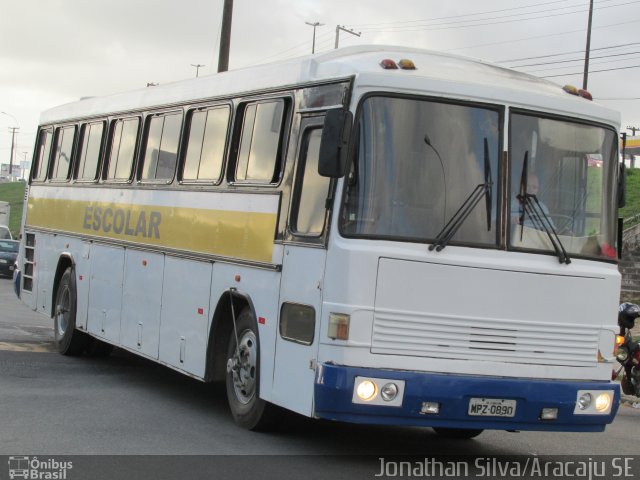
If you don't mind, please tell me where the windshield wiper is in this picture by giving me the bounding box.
[429,138,493,252]
[517,153,571,264]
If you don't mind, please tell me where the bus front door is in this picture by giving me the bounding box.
[273,120,330,416]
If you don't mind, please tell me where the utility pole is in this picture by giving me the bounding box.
[305,21,324,54]
[334,25,361,49]
[627,126,640,136]
[583,0,594,90]
[191,64,205,77]
[218,0,233,73]
[7,127,18,181]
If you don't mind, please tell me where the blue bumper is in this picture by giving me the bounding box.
[314,364,620,432]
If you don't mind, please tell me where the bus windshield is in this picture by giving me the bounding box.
[341,95,501,247]
[509,112,618,261]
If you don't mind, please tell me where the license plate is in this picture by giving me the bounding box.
[468,398,516,417]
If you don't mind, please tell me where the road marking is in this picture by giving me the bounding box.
[0,341,56,353]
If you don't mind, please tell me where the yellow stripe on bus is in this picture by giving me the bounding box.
[26,197,277,263]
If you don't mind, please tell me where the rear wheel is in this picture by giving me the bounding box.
[432,427,484,439]
[54,267,89,355]
[225,306,279,430]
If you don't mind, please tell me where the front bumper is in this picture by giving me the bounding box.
[314,364,620,432]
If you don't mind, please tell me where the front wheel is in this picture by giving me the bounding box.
[54,267,89,355]
[432,427,484,439]
[225,306,279,430]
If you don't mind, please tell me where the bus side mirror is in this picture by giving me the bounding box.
[318,109,352,178]
[618,162,627,209]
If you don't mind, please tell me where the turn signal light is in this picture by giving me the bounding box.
[328,313,350,340]
[614,335,625,355]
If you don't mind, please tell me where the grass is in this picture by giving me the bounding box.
[0,181,26,238]
[620,168,640,225]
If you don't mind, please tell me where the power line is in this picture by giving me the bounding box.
[349,0,587,28]
[255,29,335,64]
[511,50,640,68]
[541,64,640,77]
[522,55,640,73]
[446,18,640,53]
[498,42,640,63]
[352,0,639,34]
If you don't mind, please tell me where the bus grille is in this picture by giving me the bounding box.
[371,309,600,367]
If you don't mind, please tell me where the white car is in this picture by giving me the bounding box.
[0,225,12,239]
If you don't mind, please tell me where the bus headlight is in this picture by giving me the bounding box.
[574,390,614,415]
[595,393,612,412]
[577,393,592,410]
[356,380,377,402]
[352,376,405,407]
[380,383,399,402]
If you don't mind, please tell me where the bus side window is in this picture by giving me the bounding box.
[76,121,105,181]
[234,99,286,184]
[140,112,183,182]
[32,128,53,182]
[182,106,230,183]
[291,127,330,236]
[106,117,140,181]
[50,125,76,181]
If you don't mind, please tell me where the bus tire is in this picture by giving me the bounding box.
[225,307,279,431]
[432,427,484,439]
[54,267,89,356]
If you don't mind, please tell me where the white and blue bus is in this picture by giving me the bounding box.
[15,45,623,437]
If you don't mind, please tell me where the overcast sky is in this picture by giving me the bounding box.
[1,0,638,168]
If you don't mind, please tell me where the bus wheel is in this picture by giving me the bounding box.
[432,427,484,439]
[225,307,279,430]
[54,267,88,355]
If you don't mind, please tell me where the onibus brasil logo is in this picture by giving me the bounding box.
[8,456,72,479]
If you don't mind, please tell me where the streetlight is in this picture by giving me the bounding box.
[0,111,19,182]
[191,64,205,78]
[305,21,324,54]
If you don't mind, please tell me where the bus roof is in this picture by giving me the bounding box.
[40,45,620,127]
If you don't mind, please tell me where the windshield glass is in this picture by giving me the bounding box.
[341,95,501,247]
[509,112,618,260]
[0,240,18,253]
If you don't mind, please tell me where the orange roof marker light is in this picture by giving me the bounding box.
[380,59,398,70]
[562,84,593,101]
[398,59,417,70]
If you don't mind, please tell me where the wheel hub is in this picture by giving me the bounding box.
[227,330,257,405]
[55,285,70,337]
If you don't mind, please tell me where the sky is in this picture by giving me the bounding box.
[0,0,638,173]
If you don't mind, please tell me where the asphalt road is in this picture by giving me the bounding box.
[0,277,639,479]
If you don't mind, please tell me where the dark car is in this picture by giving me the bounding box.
[0,239,19,277]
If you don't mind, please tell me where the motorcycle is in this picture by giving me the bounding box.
[616,303,640,397]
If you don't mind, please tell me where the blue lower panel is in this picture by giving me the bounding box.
[314,364,620,432]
